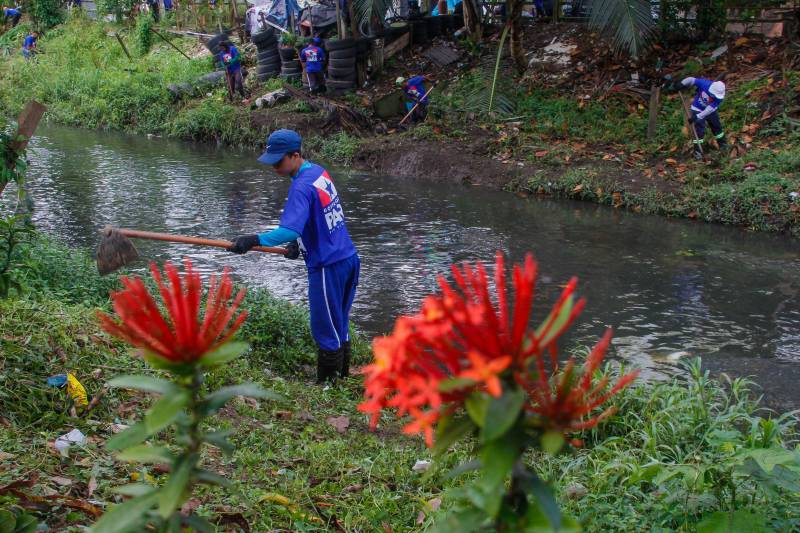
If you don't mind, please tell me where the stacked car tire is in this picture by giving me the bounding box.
[252,29,280,81]
[279,46,302,80]
[409,19,428,45]
[325,38,357,91]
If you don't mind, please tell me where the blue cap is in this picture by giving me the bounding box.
[312,37,321,45]
[258,129,302,165]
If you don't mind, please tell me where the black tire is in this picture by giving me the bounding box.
[257,64,280,76]
[281,60,300,70]
[258,52,280,64]
[281,67,302,75]
[425,16,441,37]
[328,57,355,68]
[258,72,277,82]
[327,79,355,90]
[328,66,355,78]
[258,48,279,59]
[329,73,357,82]
[206,33,227,52]
[324,37,356,51]
[251,29,276,46]
[278,47,297,61]
[328,49,356,60]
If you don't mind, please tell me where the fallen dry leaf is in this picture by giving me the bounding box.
[534,150,549,158]
[326,416,350,434]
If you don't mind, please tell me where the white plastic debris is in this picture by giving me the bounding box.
[54,429,86,455]
[412,460,432,472]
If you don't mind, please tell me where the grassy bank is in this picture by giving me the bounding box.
[0,14,261,145]
[1,235,798,531]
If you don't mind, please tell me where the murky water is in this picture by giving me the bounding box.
[22,125,800,410]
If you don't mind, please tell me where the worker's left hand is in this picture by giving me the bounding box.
[284,241,300,260]
[228,234,260,254]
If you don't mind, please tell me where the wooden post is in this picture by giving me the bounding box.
[0,101,47,197]
[370,37,384,75]
[114,33,133,61]
[347,0,358,38]
[334,0,345,38]
[151,28,192,58]
[647,84,660,140]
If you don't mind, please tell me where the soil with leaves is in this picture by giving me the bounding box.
[0,237,799,532]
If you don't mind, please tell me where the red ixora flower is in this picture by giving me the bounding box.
[358,251,639,447]
[98,259,247,363]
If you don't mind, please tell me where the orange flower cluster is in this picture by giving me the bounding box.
[98,259,247,364]
[359,252,639,447]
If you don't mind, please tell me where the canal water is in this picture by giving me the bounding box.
[23,125,800,410]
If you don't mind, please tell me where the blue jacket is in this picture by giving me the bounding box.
[300,45,325,73]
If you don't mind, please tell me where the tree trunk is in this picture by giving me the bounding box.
[507,0,525,72]
[462,0,482,41]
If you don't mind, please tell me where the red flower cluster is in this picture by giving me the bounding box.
[358,252,639,447]
[98,259,247,363]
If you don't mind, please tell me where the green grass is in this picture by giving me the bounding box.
[0,236,798,531]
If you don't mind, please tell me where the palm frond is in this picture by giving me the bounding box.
[463,26,517,117]
[352,0,393,32]
[588,0,655,59]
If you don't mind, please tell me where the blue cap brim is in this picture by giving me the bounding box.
[257,150,285,165]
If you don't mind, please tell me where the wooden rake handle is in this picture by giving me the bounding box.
[117,228,288,255]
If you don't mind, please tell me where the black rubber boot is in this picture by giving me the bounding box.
[316,347,342,384]
[340,341,352,378]
[717,135,729,153]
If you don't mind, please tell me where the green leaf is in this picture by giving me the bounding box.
[144,390,189,435]
[428,506,486,533]
[195,468,231,487]
[89,492,159,533]
[198,341,249,368]
[541,431,565,455]
[203,430,235,456]
[479,435,523,517]
[201,383,282,416]
[433,415,475,457]
[512,463,562,530]
[481,388,525,443]
[737,458,800,493]
[444,459,482,480]
[106,422,150,452]
[106,375,178,395]
[112,483,157,497]
[465,393,489,428]
[157,454,193,519]
[697,509,769,533]
[13,514,37,533]
[0,510,16,533]
[182,516,214,533]
[116,445,175,464]
[438,377,476,393]
[142,351,195,376]
[535,294,574,347]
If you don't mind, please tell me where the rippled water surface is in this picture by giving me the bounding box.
[23,125,800,409]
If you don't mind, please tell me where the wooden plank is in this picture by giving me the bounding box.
[384,31,409,59]
[0,101,47,197]
[647,84,660,140]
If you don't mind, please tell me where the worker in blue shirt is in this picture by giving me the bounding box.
[219,41,245,101]
[3,6,21,27]
[21,30,37,59]
[680,76,728,159]
[397,74,431,123]
[229,130,360,383]
[300,37,326,94]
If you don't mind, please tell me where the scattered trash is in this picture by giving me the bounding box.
[564,482,588,500]
[46,373,89,408]
[416,497,442,525]
[789,192,799,201]
[54,429,86,456]
[412,459,432,472]
[254,88,290,109]
[710,45,729,60]
[743,162,758,172]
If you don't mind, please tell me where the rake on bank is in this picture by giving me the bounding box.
[96,226,288,276]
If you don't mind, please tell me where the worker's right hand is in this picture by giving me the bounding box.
[228,234,260,254]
